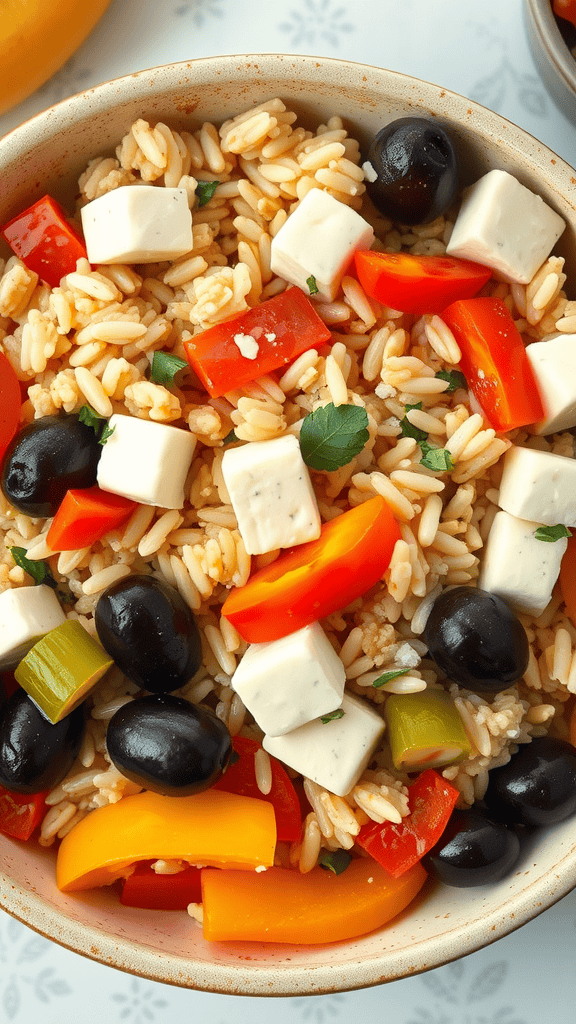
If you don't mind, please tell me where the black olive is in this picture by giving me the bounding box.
[1,414,102,517]
[0,688,84,794]
[95,574,203,693]
[106,693,232,796]
[426,807,520,887]
[483,736,576,827]
[423,586,529,693]
[364,117,458,225]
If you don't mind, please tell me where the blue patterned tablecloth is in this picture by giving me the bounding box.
[1,2,576,1021]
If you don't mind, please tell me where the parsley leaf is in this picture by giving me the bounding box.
[534,524,572,543]
[150,351,188,387]
[195,180,219,207]
[306,274,319,296]
[419,441,454,473]
[222,428,239,445]
[299,403,369,472]
[319,850,352,875]
[320,708,345,724]
[78,404,104,431]
[372,668,410,689]
[399,402,428,443]
[10,546,55,587]
[435,369,467,393]
[98,423,115,445]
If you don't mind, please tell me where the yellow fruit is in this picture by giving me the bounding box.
[0,0,114,117]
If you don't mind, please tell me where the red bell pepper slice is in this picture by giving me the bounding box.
[183,286,332,398]
[1,195,88,289]
[213,735,302,842]
[354,250,492,315]
[0,784,48,841]
[0,353,22,464]
[222,495,400,643]
[357,768,460,878]
[120,861,203,911]
[441,296,545,432]
[554,0,576,26]
[46,486,137,552]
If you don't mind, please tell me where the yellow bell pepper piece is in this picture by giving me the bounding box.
[56,789,276,892]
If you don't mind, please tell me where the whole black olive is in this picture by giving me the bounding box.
[95,575,203,693]
[0,688,84,794]
[1,414,102,517]
[426,807,520,887]
[106,693,233,796]
[364,117,459,225]
[483,736,576,827]
[423,586,529,693]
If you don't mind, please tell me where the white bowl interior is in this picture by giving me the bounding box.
[1,53,576,995]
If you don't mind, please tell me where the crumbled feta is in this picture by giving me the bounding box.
[394,643,421,669]
[362,160,378,183]
[0,585,66,670]
[478,509,566,616]
[526,335,576,435]
[233,333,259,359]
[81,186,193,265]
[231,622,346,737]
[497,445,576,527]
[96,414,197,509]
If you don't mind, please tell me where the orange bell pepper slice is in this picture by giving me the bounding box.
[56,789,276,892]
[201,857,427,944]
[221,495,400,644]
[46,485,137,551]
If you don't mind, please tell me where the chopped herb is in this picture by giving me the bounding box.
[372,668,410,689]
[319,850,352,875]
[195,180,219,207]
[534,524,572,543]
[306,274,319,296]
[78,404,104,431]
[435,369,467,393]
[222,428,239,445]
[399,402,428,443]
[10,546,55,588]
[419,441,454,473]
[320,708,345,724]
[299,402,369,472]
[98,423,115,445]
[150,351,188,387]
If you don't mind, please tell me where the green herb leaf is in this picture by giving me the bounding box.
[399,402,428,443]
[98,424,115,446]
[534,524,572,543]
[320,708,345,724]
[222,428,239,445]
[419,441,454,473]
[78,404,104,431]
[435,369,467,393]
[196,180,219,207]
[299,403,369,472]
[372,668,410,689]
[319,850,352,875]
[150,351,188,387]
[306,274,319,296]
[10,546,54,588]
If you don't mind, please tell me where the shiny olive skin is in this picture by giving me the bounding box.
[0,688,84,794]
[423,586,529,693]
[95,575,202,693]
[365,117,458,225]
[1,414,102,517]
[106,693,233,796]
[483,736,576,827]
[426,807,520,887]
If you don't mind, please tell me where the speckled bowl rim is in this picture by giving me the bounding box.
[526,0,576,97]
[1,52,576,997]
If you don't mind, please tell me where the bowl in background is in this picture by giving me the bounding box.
[1,53,576,996]
[525,0,576,120]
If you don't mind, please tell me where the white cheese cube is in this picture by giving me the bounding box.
[446,169,565,284]
[270,189,374,302]
[498,445,576,527]
[478,510,566,616]
[81,186,193,264]
[0,585,66,670]
[221,434,321,555]
[526,335,576,435]
[96,414,196,509]
[231,622,345,737]
[263,692,385,797]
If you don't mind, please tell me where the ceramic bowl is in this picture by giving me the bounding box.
[525,0,576,119]
[1,53,576,997]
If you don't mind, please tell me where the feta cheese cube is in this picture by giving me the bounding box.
[263,692,385,797]
[446,169,565,284]
[0,585,66,670]
[270,189,374,302]
[478,510,566,616]
[96,414,197,509]
[526,335,576,435]
[498,445,576,527]
[81,186,193,265]
[231,622,346,737]
[221,434,321,555]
